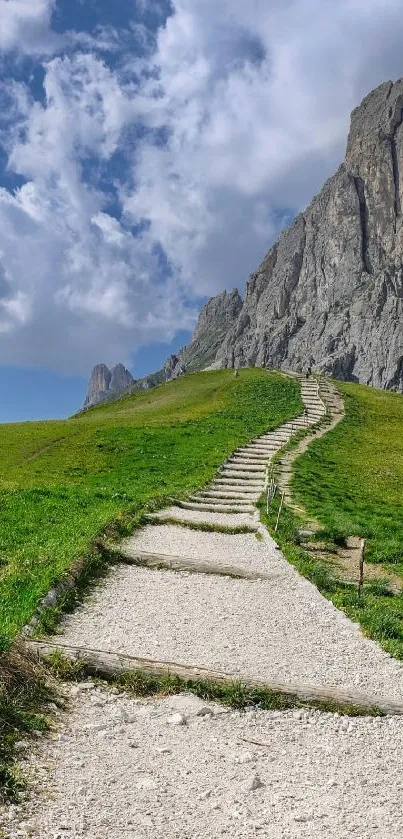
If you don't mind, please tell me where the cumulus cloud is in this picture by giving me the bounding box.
[0,0,59,54]
[1,0,403,372]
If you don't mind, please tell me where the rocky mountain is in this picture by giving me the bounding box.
[163,289,242,379]
[82,290,242,410]
[83,78,403,409]
[83,363,134,409]
[216,79,403,390]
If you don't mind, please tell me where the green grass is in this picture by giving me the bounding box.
[267,379,403,660]
[0,647,57,801]
[292,381,403,566]
[0,369,301,643]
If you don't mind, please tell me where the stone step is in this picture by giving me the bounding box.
[200,489,260,500]
[176,500,255,514]
[213,479,263,489]
[207,491,261,501]
[238,444,273,453]
[238,451,272,459]
[190,492,255,505]
[219,470,266,481]
[226,460,267,471]
[232,452,269,462]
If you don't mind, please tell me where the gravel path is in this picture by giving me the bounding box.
[6,376,403,837]
[121,524,281,574]
[4,686,403,839]
[151,506,259,529]
[59,529,403,699]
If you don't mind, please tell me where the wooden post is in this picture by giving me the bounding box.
[274,491,285,533]
[358,538,365,600]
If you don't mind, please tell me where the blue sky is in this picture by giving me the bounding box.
[1,0,403,420]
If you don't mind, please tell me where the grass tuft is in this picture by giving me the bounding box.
[0,645,59,801]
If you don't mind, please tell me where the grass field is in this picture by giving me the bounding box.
[268,379,403,660]
[0,369,301,644]
[293,381,403,567]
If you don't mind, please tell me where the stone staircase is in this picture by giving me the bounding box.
[171,375,326,516]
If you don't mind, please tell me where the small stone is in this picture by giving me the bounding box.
[85,722,108,732]
[136,777,157,790]
[167,713,187,726]
[198,789,212,801]
[41,588,58,607]
[196,706,214,717]
[156,746,172,754]
[240,774,265,793]
[77,682,95,691]
[14,740,29,750]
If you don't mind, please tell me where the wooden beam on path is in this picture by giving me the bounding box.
[25,640,403,716]
[114,549,279,582]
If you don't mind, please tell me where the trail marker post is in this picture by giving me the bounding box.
[274,491,285,533]
[358,538,365,600]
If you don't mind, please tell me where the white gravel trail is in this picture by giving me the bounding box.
[4,686,403,839]
[121,523,280,574]
[151,505,259,529]
[59,526,403,701]
[5,376,403,837]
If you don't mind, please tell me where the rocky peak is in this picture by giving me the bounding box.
[215,78,403,391]
[164,288,243,380]
[110,363,135,394]
[83,363,134,409]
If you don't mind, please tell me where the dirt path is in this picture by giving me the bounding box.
[3,375,403,839]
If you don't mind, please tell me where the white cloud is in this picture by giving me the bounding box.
[1,0,403,373]
[0,0,59,54]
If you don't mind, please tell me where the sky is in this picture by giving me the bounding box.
[1,0,403,420]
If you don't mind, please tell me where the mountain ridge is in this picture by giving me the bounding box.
[83,77,403,410]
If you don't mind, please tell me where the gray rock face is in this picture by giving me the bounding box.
[216,79,403,390]
[83,363,134,409]
[109,363,135,395]
[164,289,243,380]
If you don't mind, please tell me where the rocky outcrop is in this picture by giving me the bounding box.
[164,289,243,380]
[82,289,242,411]
[83,363,134,409]
[216,79,403,391]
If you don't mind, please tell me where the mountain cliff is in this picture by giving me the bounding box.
[83,78,403,409]
[83,363,134,409]
[163,289,242,379]
[216,79,403,390]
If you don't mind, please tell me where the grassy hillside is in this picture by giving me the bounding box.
[293,381,403,566]
[279,380,403,659]
[0,369,301,644]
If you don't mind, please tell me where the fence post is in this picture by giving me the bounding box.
[274,491,285,533]
[358,539,365,600]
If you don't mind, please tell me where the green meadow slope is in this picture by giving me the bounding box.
[274,380,403,659]
[0,369,301,643]
[293,381,403,566]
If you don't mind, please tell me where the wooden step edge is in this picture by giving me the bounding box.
[25,640,403,717]
[143,514,259,533]
[113,549,279,582]
[175,501,255,513]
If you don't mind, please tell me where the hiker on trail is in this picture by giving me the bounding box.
[306,366,312,378]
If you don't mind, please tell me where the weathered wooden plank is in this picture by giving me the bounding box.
[116,549,278,582]
[25,640,403,716]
